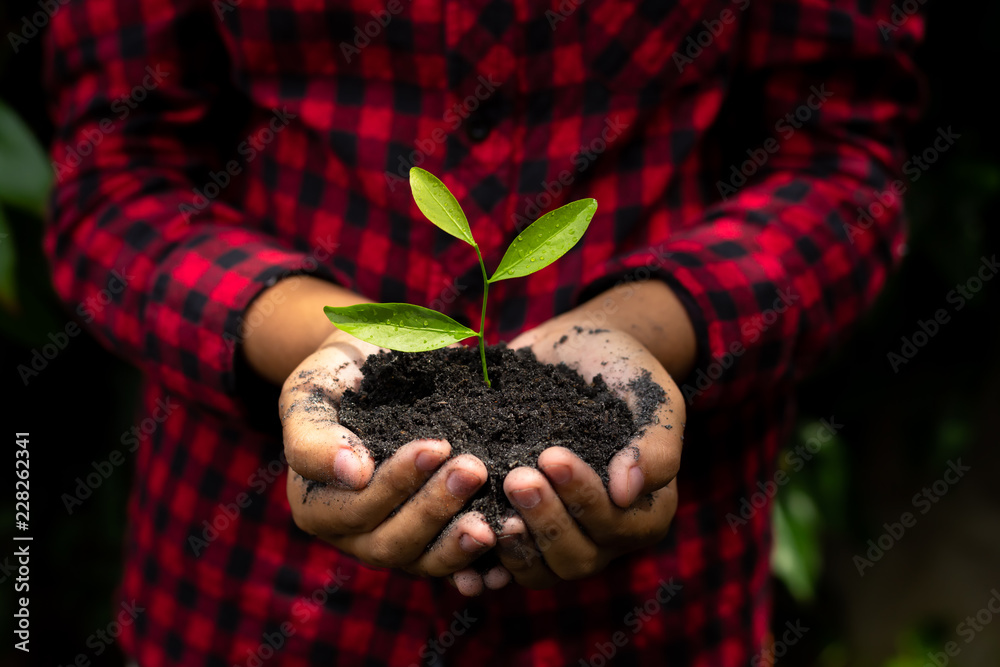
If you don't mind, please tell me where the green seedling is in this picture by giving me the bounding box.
[324,167,597,387]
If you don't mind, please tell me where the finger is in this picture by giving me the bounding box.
[286,439,451,535]
[503,467,605,581]
[453,570,484,597]
[520,329,685,507]
[483,566,512,590]
[334,454,487,567]
[284,421,374,489]
[508,328,542,351]
[537,447,624,540]
[280,347,375,488]
[279,341,372,421]
[495,516,560,589]
[579,339,684,508]
[406,512,496,578]
[541,447,679,546]
[606,382,683,507]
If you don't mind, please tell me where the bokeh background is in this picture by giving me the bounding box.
[2,1,997,665]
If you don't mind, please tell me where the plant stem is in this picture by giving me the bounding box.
[473,244,491,388]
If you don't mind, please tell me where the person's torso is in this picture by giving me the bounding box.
[206,0,743,338]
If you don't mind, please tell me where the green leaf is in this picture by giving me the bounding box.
[324,303,478,352]
[0,100,52,217]
[0,207,17,311]
[409,167,475,246]
[770,487,821,603]
[489,198,597,282]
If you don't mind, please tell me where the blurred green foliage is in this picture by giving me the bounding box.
[769,3,1000,664]
[0,98,51,312]
[1,9,140,664]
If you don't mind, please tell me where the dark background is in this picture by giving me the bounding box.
[2,1,998,665]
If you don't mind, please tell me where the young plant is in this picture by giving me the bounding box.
[324,167,597,387]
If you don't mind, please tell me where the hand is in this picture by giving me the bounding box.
[281,328,498,580]
[492,320,686,589]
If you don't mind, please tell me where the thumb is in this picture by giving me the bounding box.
[508,329,541,350]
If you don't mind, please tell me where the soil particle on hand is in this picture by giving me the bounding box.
[572,326,610,335]
[338,345,665,530]
[626,370,666,426]
[302,478,323,503]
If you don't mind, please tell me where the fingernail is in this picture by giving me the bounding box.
[541,464,571,485]
[334,449,358,486]
[499,517,523,538]
[510,487,541,509]
[459,533,487,553]
[626,466,644,504]
[446,470,481,498]
[415,449,446,472]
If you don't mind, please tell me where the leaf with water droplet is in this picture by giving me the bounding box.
[409,167,476,247]
[324,303,477,352]
[488,198,597,283]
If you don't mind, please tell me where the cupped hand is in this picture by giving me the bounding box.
[281,328,497,581]
[489,322,685,589]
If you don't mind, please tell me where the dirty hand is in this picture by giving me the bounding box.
[486,322,685,589]
[447,281,694,594]
[281,327,497,579]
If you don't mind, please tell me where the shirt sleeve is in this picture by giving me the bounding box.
[580,0,925,411]
[43,0,325,415]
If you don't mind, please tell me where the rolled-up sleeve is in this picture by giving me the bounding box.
[44,0,325,414]
[580,0,924,410]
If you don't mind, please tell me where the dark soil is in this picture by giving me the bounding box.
[337,344,666,530]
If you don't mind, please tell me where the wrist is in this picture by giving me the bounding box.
[241,276,371,385]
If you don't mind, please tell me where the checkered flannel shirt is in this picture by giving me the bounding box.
[44,0,923,664]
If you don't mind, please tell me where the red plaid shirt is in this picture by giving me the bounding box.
[44,0,922,664]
